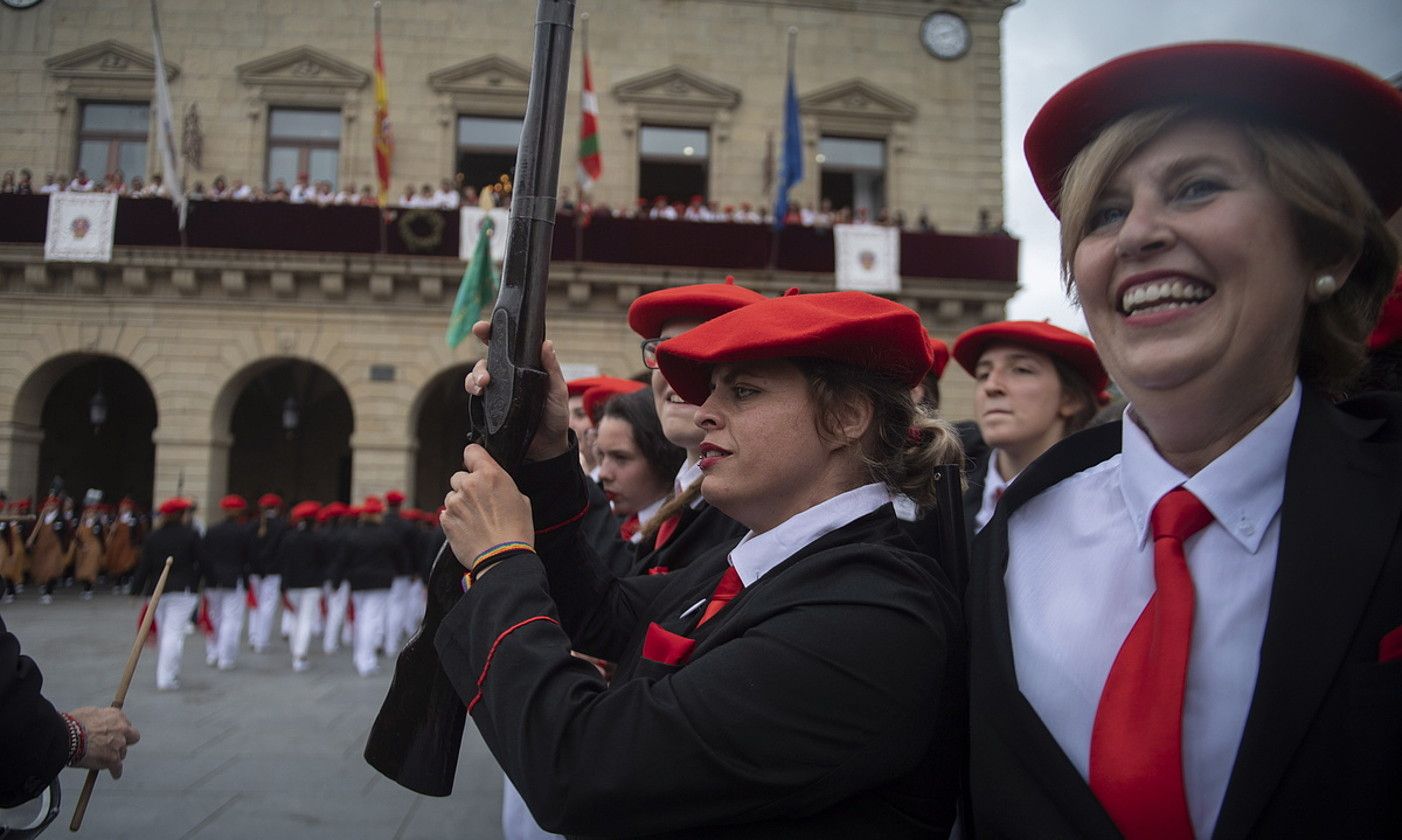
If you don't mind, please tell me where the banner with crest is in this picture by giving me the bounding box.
[834,223,900,293]
[459,207,512,263]
[45,192,118,263]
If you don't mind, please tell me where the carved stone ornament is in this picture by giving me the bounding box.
[612,66,742,111]
[236,46,370,91]
[45,39,180,83]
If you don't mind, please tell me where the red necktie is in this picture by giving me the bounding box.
[654,513,682,549]
[618,514,640,542]
[695,565,743,628]
[1090,487,1213,840]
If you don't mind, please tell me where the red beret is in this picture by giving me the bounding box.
[361,496,384,515]
[928,335,951,380]
[219,494,247,511]
[1026,42,1402,218]
[384,490,405,506]
[315,502,343,523]
[346,504,364,517]
[656,291,933,406]
[290,501,321,522]
[257,493,283,509]
[627,277,767,339]
[1368,273,1402,352]
[566,375,612,398]
[953,320,1110,401]
[158,497,191,516]
[15,498,32,511]
[581,378,647,419]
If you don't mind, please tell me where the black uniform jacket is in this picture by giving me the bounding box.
[343,523,402,591]
[200,519,254,589]
[322,523,351,586]
[966,388,1402,839]
[252,515,287,576]
[580,471,634,578]
[132,521,202,594]
[630,499,749,577]
[280,523,326,590]
[436,445,966,839]
[0,614,67,807]
[383,511,420,577]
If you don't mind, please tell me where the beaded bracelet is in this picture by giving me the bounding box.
[61,711,87,766]
[460,541,534,591]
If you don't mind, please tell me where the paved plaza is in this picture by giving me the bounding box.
[4,586,506,839]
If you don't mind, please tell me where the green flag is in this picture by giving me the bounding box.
[446,217,499,348]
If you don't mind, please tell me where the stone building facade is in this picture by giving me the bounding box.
[0,0,1019,512]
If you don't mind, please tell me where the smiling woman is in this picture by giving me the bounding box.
[968,42,1402,840]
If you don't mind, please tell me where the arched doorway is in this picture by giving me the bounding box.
[225,359,353,503]
[412,364,473,509]
[33,355,158,507]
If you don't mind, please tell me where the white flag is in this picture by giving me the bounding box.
[150,0,186,229]
[834,223,901,293]
[459,207,512,262]
[45,193,118,263]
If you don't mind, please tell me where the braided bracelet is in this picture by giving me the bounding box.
[460,541,535,591]
[61,712,87,766]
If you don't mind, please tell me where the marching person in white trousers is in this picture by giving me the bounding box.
[279,501,327,672]
[342,497,405,677]
[316,502,352,654]
[130,497,203,691]
[200,495,256,670]
[247,493,287,653]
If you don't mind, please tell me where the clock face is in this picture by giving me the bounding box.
[920,11,971,61]
[1,0,46,9]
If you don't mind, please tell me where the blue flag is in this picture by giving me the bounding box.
[773,67,803,230]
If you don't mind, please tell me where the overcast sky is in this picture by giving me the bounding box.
[1000,0,1401,332]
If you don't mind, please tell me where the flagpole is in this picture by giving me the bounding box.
[574,11,589,263]
[768,26,798,271]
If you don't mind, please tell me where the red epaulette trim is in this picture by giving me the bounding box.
[534,502,590,536]
[466,614,561,713]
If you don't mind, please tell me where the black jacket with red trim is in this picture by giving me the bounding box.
[0,614,68,808]
[630,499,749,578]
[434,444,966,838]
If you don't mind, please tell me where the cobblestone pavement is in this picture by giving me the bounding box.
[3,586,505,839]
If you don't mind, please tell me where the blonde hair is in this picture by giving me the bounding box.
[797,359,964,513]
[1058,107,1400,393]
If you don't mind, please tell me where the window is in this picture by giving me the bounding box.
[76,102,149,179]
[638,125,709,205]
[457,116,522,195]
[266,108,341,189]
[818,136,885,218]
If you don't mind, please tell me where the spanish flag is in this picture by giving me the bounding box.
[372,1,393,207]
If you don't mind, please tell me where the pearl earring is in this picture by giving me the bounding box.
[1314,274,1338,298]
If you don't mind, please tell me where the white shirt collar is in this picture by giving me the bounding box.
[674,459,704,502]
[727,483,892,587]
[974,452,1014,532]
[1120,378,1301,553]
[633,496,667,542]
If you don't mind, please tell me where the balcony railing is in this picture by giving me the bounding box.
[0,194,1018,283]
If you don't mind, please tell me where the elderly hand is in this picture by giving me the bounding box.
[67,706,140,779]
[442,444,535,569]
[465,320,572,462]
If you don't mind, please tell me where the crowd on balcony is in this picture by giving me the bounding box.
[3,165,1010,235]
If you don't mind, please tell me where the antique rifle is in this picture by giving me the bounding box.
[364,0,575,796]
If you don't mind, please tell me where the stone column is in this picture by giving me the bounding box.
[0,421,45,500]
[151,428,228,507]
[349,432,415,503]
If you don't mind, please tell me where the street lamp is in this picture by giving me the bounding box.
[281,396,299,438]
[88,389,108,432]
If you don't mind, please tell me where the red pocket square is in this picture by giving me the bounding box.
[642,622,696,666]
[1380,625,1402,663]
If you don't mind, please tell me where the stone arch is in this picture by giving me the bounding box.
[407,361,476,510]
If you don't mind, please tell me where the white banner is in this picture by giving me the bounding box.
[45,193,117,263]
[459,207,512,262]
[834,223,901,293]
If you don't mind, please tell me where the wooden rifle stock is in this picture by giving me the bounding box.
[365,0,575,796]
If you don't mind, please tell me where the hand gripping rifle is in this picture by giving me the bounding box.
[364,0,575,796]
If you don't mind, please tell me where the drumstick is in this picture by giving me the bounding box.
[68,555,173,832]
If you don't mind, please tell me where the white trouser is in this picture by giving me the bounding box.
[288,587,320,662]
[249,574,282,651]
[351,589,388,676]
[203,586,246,669]
[281,596,297,638]
[405,578,427,638]
[156,592,199,689]
[385,576,412,654]
[502,775,564,840]
[323,581,350,654]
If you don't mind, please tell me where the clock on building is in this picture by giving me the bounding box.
[1,0,46,9]
[920,11,971,61]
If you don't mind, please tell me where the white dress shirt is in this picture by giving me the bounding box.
[1005,379,1300,839]
[673,460,704,509]
[728,483,891,587]
[631,496,666,544]
[973,452,1013,533]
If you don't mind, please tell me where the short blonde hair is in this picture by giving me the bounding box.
[1058,108,1400,393]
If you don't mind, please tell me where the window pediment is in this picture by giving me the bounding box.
[428,54,531,117]
[800,79,916,123]
[236,47,369,91]
[45,40,179,83]
[612,66,742,112]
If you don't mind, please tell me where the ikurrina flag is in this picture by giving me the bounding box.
[578,44,602,191]
[446,217,500,349]
[372,2,394,207]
